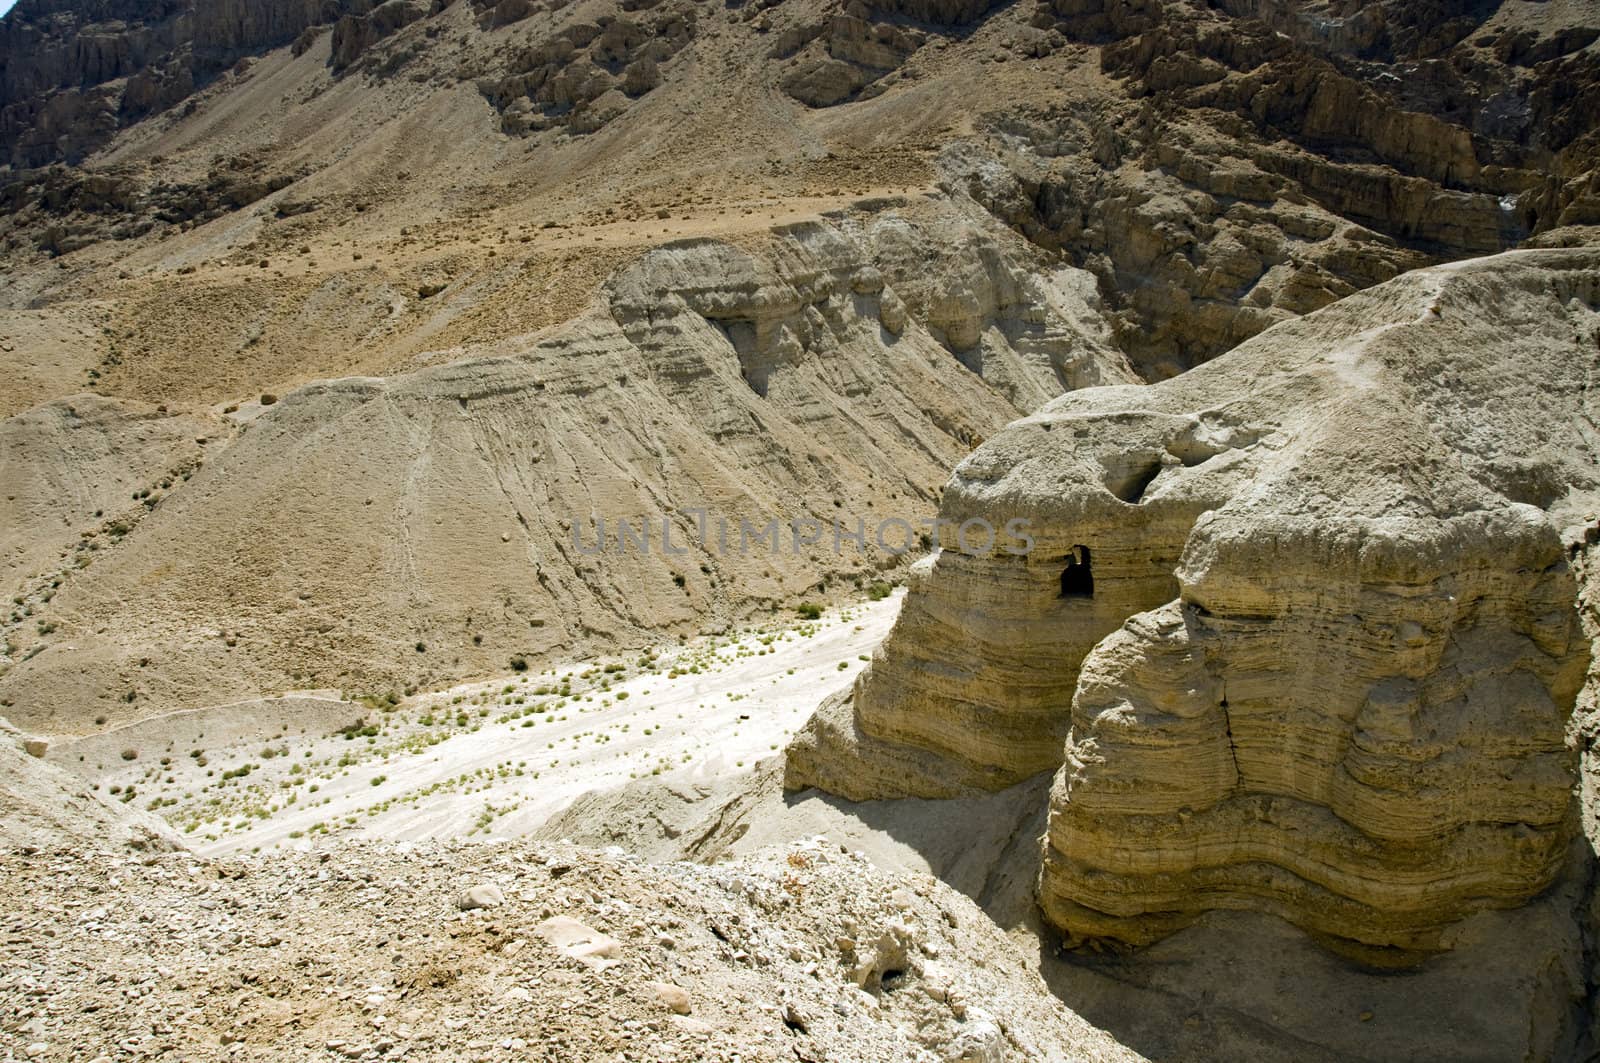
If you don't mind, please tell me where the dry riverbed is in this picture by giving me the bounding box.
[55,593,903,855]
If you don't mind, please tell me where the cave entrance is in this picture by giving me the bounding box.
[1060,545,1094,599]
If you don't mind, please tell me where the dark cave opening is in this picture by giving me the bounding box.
[1060,545,1094,599]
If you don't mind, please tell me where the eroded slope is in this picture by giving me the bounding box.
[0,200,1132,732]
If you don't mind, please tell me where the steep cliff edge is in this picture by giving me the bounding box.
[787,246,1600,962]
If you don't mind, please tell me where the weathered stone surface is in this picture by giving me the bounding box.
[789,247,1600,959]
[331,0,439,73]
[953,0,1600,377]
[458,882,505,909]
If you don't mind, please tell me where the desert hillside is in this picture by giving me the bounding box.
[4,0,1600,1059]
[3,0,1599,723]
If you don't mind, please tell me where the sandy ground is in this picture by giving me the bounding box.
[61,592,902,855]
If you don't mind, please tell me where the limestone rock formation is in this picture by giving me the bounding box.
[330,0,443,73]
[474,5,697,135]
[3,0,1596,394]
[953,0,1600,376]
[0,199,1132,732]
[772,0,1004,109]
[788,247,1600,959]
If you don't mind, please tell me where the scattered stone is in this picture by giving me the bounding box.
[536,915,622,967]
[458,884,505,910]
[650,981,692,1014]
[943,1015,1005,1062]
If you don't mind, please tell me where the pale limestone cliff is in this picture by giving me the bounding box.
[788,247,1600,959]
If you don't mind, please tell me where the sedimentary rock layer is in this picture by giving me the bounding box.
[0,200,1132,732]
[789,247,1600,958]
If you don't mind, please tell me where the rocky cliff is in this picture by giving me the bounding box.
[0,0,374,168]
[787,246,1600,962]
[955,0,1600,376]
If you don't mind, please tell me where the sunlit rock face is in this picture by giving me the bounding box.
[789,247,1600,961]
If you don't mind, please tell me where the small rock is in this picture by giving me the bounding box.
[669,1015,713,1036]
[536,915,622,968]
[651,981,692,1015]
[458,884,505,910]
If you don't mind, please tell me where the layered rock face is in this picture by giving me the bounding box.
[0,199,1133,731]
[0,0,368,168]
[474,3,697,136]
[788,247,1600,959]
[3,0,1595,398]
[958,0,1600,376]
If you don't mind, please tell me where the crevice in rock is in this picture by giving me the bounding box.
[706,317,770,397]
[1218,686,1239,793]
[1102,455,1164,503]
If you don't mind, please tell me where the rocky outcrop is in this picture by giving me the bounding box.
[607,210,1130,413]
[788,247,1600,961]
[330,0,442,73]
[953,135,1402,378]
[4,0,1595,382]
[774,0,1005,109]
[1,154,299,255]
[942,0,1600,376]
[476,6,696,135]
